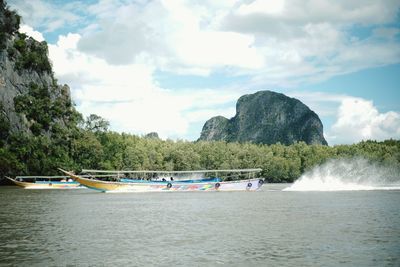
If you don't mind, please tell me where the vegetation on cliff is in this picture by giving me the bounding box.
[8,32,52,74]
[0,0,20,50]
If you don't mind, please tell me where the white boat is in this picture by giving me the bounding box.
[5,176,81,189]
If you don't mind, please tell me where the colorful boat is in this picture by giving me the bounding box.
[59,169,264,193]
[5,176,81,189]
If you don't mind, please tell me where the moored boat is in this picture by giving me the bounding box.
[59,169,264,193]
[5,176,81,189]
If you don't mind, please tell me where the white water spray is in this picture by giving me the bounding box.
[284,158,400,191]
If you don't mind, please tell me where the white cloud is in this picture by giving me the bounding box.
[289,91,400,144]
[174,31,263,71]
[287,91,349,116]
[48,33,240,139]
[76,0,264,74]
[19,24,44,42]
[220,0,400,86]
[49,33,184,138]
[231,0,400,27]
[237,0,285,16]
[330,98,400,144]
[10,0,400,86]
[184,107,236,123]
[8,0,82,32]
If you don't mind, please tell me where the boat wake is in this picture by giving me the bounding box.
[283,158,400,191]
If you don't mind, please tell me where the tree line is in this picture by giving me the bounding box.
[1,111,399,183]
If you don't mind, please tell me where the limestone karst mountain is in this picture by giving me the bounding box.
[199,90,328,145]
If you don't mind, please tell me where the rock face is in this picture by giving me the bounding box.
[199,116,230,141]
[0,1,73,137]
[145,132,159,139]
[199,90,328,145]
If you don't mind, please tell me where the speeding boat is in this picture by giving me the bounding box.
[59,169,264,193]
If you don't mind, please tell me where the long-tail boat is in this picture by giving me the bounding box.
[5,176,81,189]
[59,169,264,193]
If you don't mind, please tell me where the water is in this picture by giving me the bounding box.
[0,185,399,266]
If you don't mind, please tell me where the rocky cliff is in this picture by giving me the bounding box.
[199,90,328,145]
[0,1,76,139]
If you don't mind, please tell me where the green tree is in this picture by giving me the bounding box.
[85,114,109,133]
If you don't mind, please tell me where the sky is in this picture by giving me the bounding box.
[7,0,400,145]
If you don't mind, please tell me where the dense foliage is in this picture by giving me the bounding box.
[7,32,52,74]
[0,0,20,49]
[13,82,76,134]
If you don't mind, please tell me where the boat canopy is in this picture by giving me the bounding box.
[81,168,262,174]
[16,175,71,179]
[80,168,262,181]
[15,174,118,180]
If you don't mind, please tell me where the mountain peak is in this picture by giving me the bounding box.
[199,90,327,145]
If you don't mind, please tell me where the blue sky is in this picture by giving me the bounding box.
[8,0,400,144]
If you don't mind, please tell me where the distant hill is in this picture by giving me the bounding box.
[199,90,328,145]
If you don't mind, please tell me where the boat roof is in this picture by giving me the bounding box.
[16,175,71,179]
[81,168,262,174]
[15,174,118,179]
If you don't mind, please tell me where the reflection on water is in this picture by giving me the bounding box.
[0,185,399,266]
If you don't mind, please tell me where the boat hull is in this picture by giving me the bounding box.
[60,170,264,193]
[5,177,81,189]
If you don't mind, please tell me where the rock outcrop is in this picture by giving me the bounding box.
[145,132,159,139]
[0,1,75,138]
[199,116,230,141]
[199,90,328,145]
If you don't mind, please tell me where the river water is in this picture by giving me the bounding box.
[0,184,399,266]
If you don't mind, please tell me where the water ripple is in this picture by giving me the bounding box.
[0,186,399,266]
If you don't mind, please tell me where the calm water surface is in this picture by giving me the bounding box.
[0,184,399,266]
